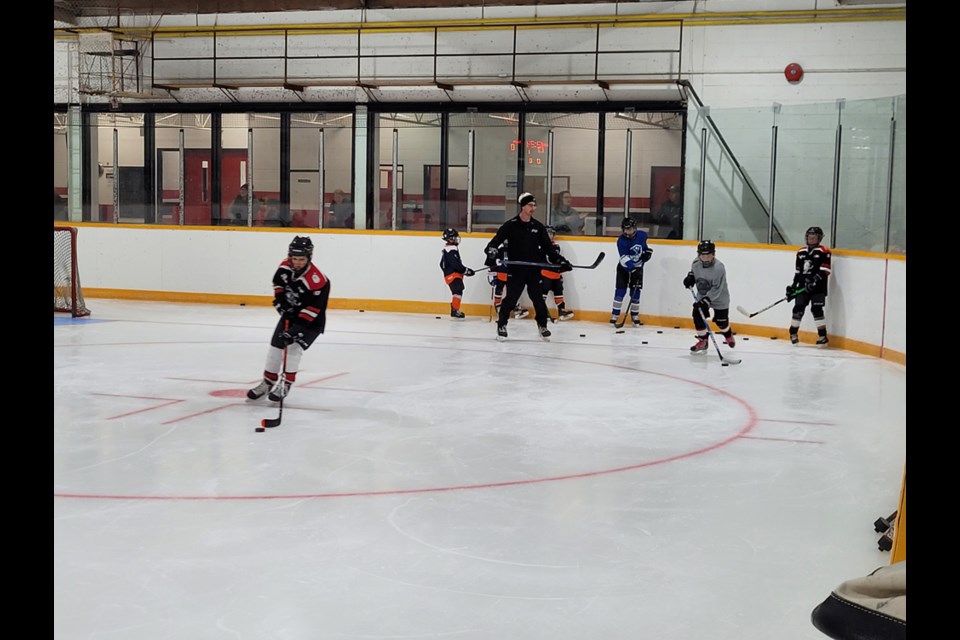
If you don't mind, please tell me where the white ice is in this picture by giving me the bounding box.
[54,300,906,640]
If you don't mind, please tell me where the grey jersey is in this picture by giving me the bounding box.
[690,258,730,309]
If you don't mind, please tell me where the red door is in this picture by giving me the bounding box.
[183,149,248,225]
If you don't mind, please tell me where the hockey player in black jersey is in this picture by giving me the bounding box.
[247,236,331,402]
[540,225,574,321]
[787,226,832,345]
[439,227,475,318]
[484,192,571,341]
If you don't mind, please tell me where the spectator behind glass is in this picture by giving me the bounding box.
[329,189,355,228]
[656,184,683,239]
[550,190,586,235]
[262,198,290,227]
[228,184,250,225]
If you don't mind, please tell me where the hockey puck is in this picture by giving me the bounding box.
[743,337,749,341]
[579,334,586,337]
[255,427,265,432]
[615,330,625,334]
[435,316,441,319]
[657,330,663,334]
[642,341,648,344]
[359,309,365,312]
[240,303,246,306]
[721,363,729,367]
[770,336,777,340]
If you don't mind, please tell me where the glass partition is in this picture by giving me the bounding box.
[375,112,441,231]
[290,112,354,229]
[447,112,521,233]
[221,113,280,227]
[528,112,599,236]
[93,113,148,223]
[684,88,906,253]
[53,113,69,221]
[155,113,212,226]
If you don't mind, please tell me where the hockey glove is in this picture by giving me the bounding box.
[695,298,711,318]
[485,246,499,259]
[786,284,799,298]
[464,268,475,277]
[804,273,822,289]
[557,257,573,273]
[640,249,653,264]
[683,273,696,289]
[280,324,310,349]
[273,294,296,317]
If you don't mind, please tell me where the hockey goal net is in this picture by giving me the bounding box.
[54,226,91,317]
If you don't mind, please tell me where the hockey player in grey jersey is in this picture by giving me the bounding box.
[682,240,736,353]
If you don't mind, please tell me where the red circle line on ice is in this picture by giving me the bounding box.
[55,343,761,501]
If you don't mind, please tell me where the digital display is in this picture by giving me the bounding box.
[510,139,549,165]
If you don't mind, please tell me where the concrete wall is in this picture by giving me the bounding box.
[65,224,905,363]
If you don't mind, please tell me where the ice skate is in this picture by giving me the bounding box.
[513,307,530,319]
[690,336,709,353]
[246,379,271,400]
[816,335,829,346]
[450,306,465,319]
[789,331,799,345]
[723,331,736,348]
[268,379,290,402]
[538,325,551,342]
[496,325,508,342]
[631,316,642,327]
[558,309,574,321]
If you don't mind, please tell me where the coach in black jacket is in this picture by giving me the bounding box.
[484,192,571,341]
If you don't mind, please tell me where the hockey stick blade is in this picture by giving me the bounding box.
[737,288,806,318]
[503,252,605,270]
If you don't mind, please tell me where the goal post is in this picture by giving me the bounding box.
[54,226,91,317]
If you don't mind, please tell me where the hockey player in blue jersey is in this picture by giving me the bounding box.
[609,217,652,327]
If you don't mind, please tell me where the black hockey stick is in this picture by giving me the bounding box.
[736,287,805,318]
[614,285,640,329]
[689,288,741,366]
[503,251,605,270]
[257,321,289,431]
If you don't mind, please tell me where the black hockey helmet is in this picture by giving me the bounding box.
[442,227,460,243]
[805,226,824,243]
[621,217,637,231]
[697,240,716,255]
[288,235,313,259]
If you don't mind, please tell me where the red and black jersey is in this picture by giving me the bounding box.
[273,259,330,327]
[792,243,832,295]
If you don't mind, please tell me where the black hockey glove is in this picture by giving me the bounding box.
[683,273,696,289]
[273,294,296,317]
[786,284,798,298]
[280,327,310,349]
[640,249,653,264]
[485,246,499,259]
[557,257,573,273]
[464,268,475,277]
[804,273,822,289]
[695,298,711,318]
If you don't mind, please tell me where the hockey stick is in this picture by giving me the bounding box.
[614,285,640,329]
[258,320,289,431]
[735,287,806,318]
[503,251,605,270]
[689,288,741,366]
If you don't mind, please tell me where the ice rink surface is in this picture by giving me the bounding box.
[54,300,906,640]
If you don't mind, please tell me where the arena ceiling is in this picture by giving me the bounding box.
[54,0,664,23]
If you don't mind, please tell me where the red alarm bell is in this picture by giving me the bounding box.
[784,63,804,83]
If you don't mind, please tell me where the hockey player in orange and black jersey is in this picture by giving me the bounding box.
[439,227,475,318]
[786,225,832,346]
[485,244,530,320]
[247,235,331,402]
[540,225,574,321]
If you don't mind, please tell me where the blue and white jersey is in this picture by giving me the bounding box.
[616,230,651,271]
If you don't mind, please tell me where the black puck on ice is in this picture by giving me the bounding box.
[255,427,265,432]
[240,303,246,306]
[770,336,777,340]
[743,337,749,341]
[615,330,625,334]
[657,330,663,334]
[642,341,648,344]
[579,334,586,337]
[359,309,365,312]
[721,363,729,367]
[435,316,441,319]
